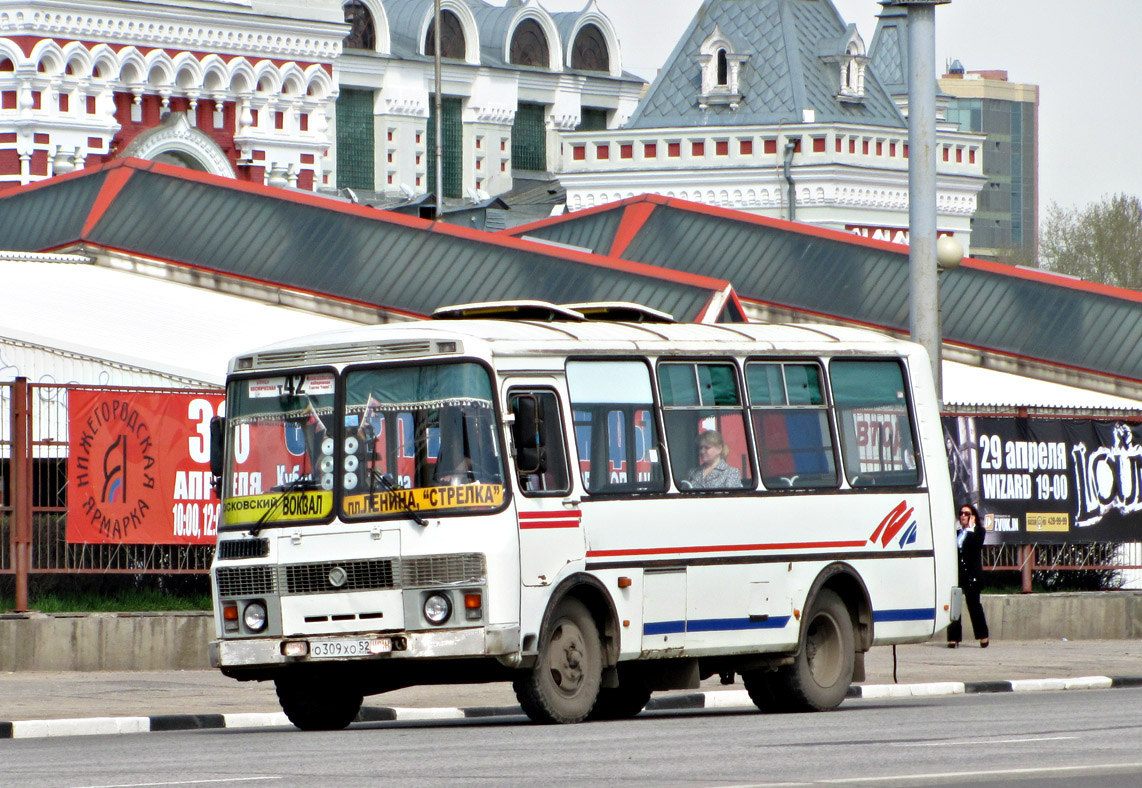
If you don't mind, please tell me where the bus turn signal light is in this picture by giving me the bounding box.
[464,592,482,620]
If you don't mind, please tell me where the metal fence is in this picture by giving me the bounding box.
[984,542,1142,591]
[4,379,1141,606]
[2,380,216,608]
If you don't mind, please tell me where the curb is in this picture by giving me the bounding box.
[4,676,1141,740]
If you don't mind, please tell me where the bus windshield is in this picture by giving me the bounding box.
[341,361,506,519]
[221,370,338,530]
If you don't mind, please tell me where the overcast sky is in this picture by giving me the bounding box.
[535,0,1141,214]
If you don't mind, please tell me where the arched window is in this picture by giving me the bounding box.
[0,58,14,72]
[343,2,376,51]
[571,24,609,72]
[697,27,747,110]
[425,11,466,60]
[510,19,550,68]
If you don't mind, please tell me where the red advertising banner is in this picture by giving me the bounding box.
[67,389,225,545]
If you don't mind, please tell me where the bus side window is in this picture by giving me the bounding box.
[658,361,754,491]
[509,390,570,495]
[566,360,666,495]
[746,362,838,489]
[829,359,921,488]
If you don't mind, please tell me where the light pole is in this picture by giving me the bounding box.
[433,0,443,221]
[890,0,950,396]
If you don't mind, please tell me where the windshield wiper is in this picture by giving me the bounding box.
[248,477,322,536]
[373,471,427,527]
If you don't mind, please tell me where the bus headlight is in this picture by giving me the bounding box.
[243,601,268,632]
[423,593,452,625]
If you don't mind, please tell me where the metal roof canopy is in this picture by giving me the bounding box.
[506,194,1142,402]
[0,159,741,326]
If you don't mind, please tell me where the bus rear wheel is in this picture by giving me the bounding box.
[744,589,854,713]
[275,676,363,731]
[514,597,602,724]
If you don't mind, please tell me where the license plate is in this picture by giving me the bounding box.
[309,637,391,659]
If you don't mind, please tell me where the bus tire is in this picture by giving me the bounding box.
[513,597,602,724]
[745,589,854,713]
[741,670,782,712]
[587,684,652,721]
[275,677,363,731]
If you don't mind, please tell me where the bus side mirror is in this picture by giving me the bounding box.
[512,395,544,475]
[209,416,225,497]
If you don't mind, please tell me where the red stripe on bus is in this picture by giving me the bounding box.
[585,540,867,557]
[518,511,581,529]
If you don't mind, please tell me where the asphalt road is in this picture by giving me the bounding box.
[2,686,1141,788]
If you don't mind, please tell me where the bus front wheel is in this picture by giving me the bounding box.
[514,597,602,723]
[275,676,363,731]
[744,589,854,713]
[588,683,652,720]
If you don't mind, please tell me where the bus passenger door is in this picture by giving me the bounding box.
[507,386,583,587]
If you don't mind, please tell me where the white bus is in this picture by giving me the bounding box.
[208,302,957,730]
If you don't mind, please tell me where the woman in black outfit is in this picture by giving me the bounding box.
[948,504,989,648]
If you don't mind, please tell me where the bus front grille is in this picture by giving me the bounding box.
[216,565,277,597]
[402,553,486,587]
[284,559,396,594]
[216,538,270,560]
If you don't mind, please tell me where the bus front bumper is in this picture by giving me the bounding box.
[210,624,520,669]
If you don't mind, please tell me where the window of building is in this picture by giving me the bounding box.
[829,360,919,488]
[336,88,374,190]
[696,25,747,110]
[343,1,376,51]
[576,107,608,132]
[821,29,868,103]
[571,24,609,72]
[510,19,550,68]
[746,362,836,489]
[425,10,466,60]
[567,360,665,495]
[658,362,753,491]
[427,95,463,198]
[512,102,547,171]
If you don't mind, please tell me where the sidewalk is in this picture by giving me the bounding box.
[2,639,1140,737]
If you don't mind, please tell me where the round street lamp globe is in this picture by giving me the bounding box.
[937,235,964,270]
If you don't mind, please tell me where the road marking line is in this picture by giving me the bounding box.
[892,735,1076,747]
[710,759,1142,787]
[69,778,281,788]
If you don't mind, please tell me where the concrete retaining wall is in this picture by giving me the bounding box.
[1,593,1140,671]
[0,612,214,672]
[981,591,1142,641]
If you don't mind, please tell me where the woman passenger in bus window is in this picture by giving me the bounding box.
[687,430,742,489]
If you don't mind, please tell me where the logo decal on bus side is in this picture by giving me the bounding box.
[869,500,917,549]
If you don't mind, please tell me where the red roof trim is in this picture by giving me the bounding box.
[961,258,1142,304]
[23,159,727,296]
[725,289,748,322]
[81,164,136,238]
[509,193,1142,307]
[503,193,660,237]
[610,201,657,258]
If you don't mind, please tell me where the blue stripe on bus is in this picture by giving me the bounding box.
[643,616,792,636]
[873,607,936,622]
[643,620,686,635]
